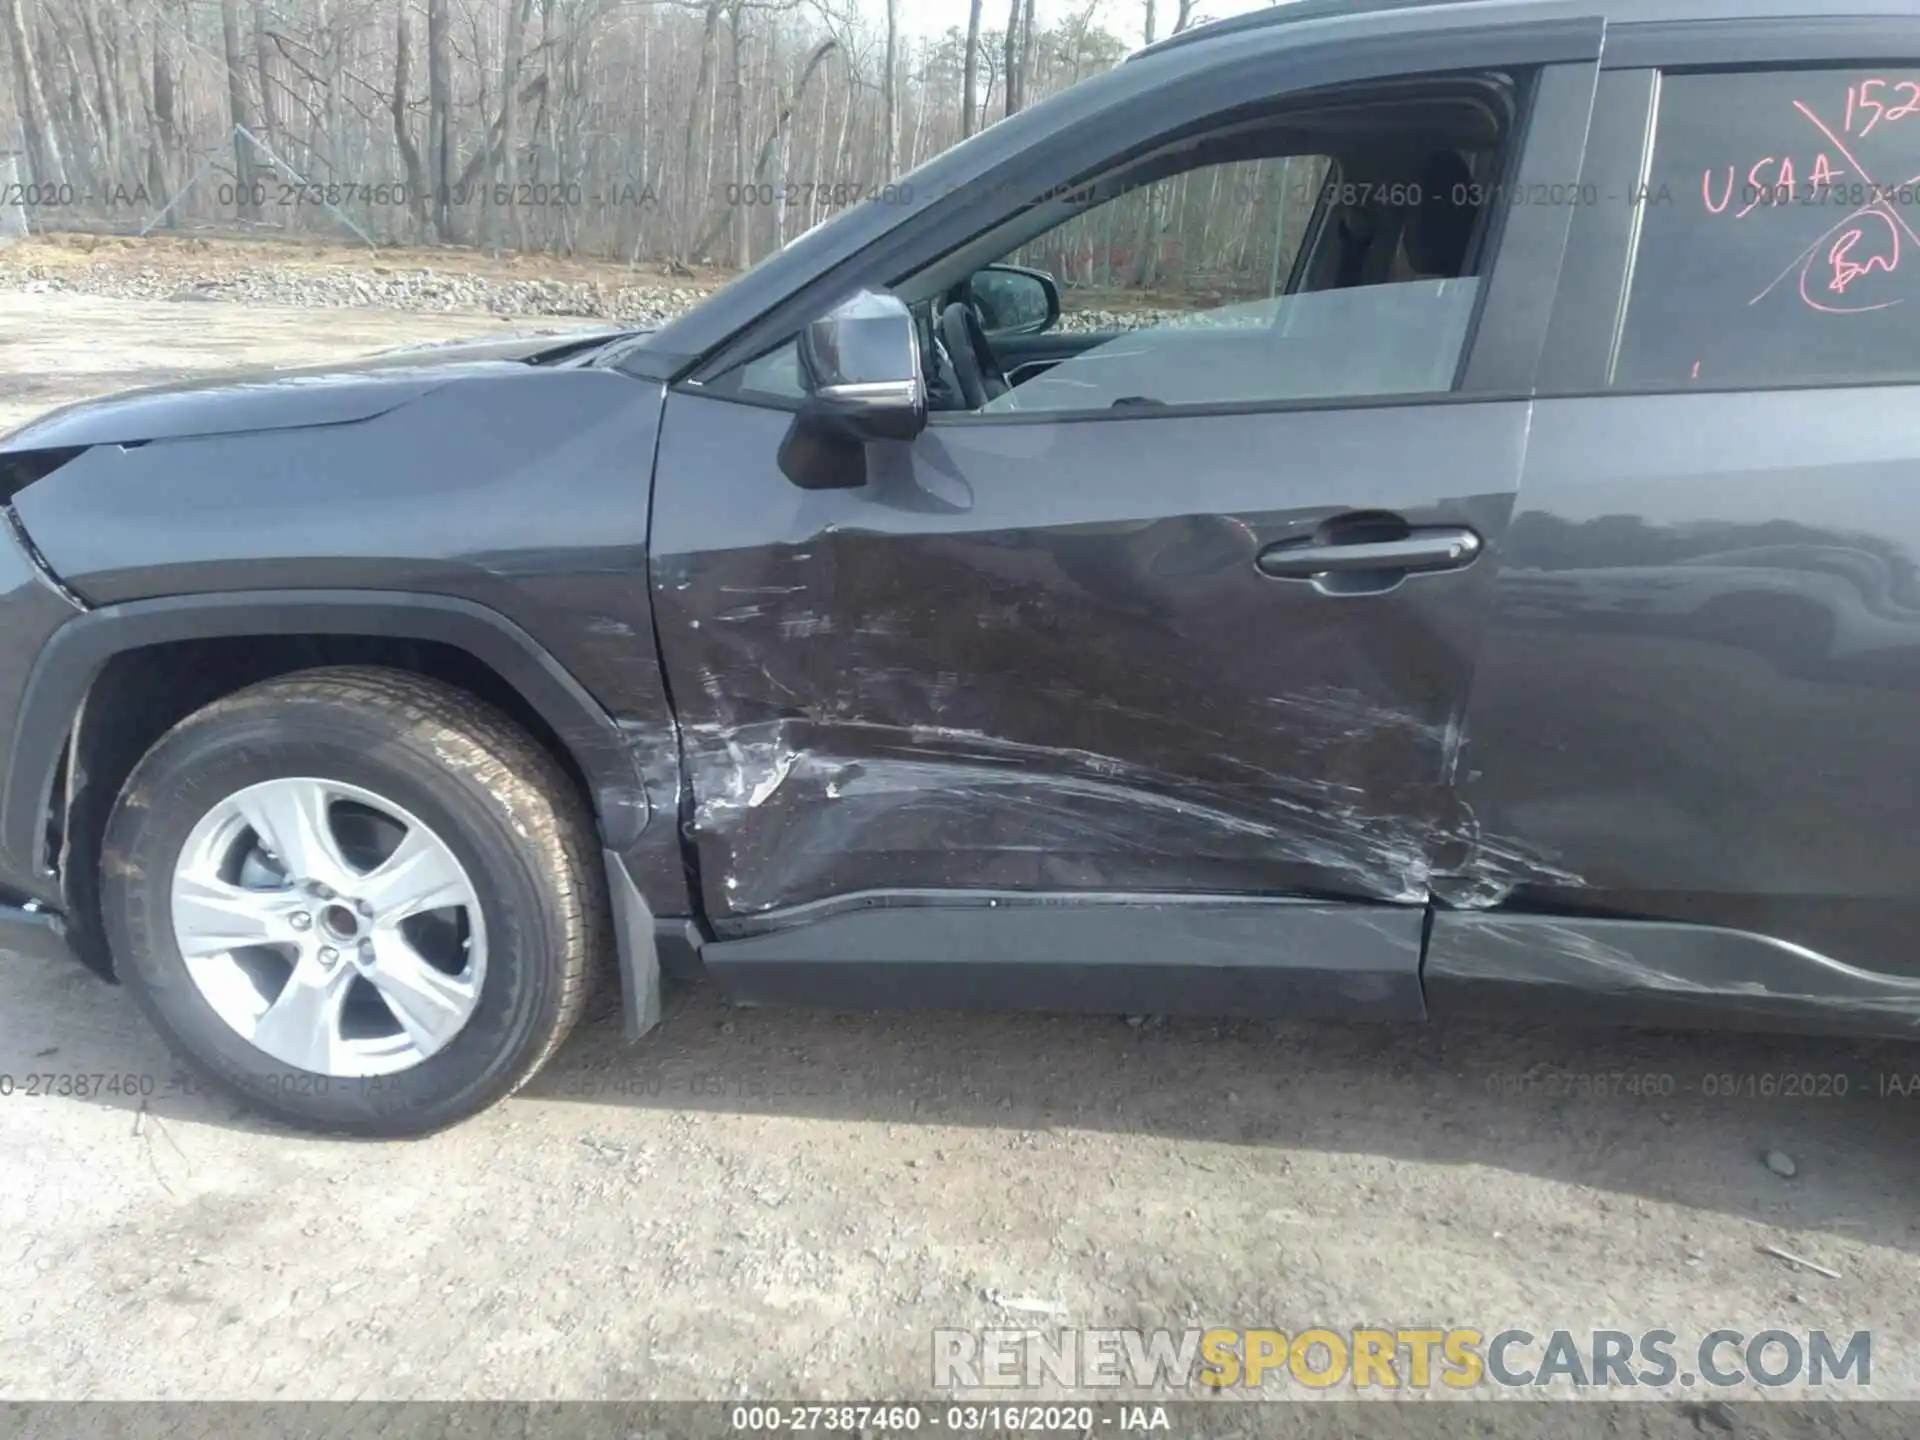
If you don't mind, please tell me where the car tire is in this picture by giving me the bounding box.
[101,666,604,1137]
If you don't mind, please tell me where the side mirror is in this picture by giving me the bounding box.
[779,290,927,490]
[965,263,1061,337]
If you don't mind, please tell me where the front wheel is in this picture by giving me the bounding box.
[101,667,605,1136]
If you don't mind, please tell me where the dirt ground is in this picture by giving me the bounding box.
[3,288,1920,1429]
[8,229,724,288]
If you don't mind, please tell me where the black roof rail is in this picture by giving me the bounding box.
[1130,0,1497,60]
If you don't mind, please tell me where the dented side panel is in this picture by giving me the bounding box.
[1427,912,1920,1038]
[652,390,1533,920]
[1450,389,1920,978]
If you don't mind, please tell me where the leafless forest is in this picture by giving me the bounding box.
[0,0,1331,297]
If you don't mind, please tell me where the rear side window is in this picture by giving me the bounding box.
[1616,67,1920,389]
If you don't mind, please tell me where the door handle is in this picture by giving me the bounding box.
[1256,526,1482,581]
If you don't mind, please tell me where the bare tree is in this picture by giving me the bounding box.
[390,9,431,230]
[498,0,531,249]
[960,0,981,137]
[219,0,259,216]
[252,0,279,150]
[144,16,177,218]
[2,0,1241,275]
[728,0,747,264]
[880,0,896,179]
[1002,0,1019,116]
[426,0,455,237]
[1017,0,1033,110]
[4,0,65,186]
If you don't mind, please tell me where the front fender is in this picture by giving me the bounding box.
[3,367,697,1018]
[7,369,681,863]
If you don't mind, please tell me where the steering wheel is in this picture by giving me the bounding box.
[940,301,1010,410]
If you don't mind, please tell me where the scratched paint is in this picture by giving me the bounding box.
[677,706,1580,917]
[646,385,1532,922]
[1426,913,1920,1033]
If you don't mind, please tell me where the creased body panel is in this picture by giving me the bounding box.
[1428,913,1920,1038]
[1453,390,1920,976]
[652,391,1535,919]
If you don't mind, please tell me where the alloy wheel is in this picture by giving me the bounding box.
[168,776,487,1077]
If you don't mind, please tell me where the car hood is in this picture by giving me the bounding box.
[0,325,637,454]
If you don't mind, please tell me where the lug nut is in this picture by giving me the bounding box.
[319,946,340,966]
[308,881,334,900]
[290,912,312,931]
[355,899,374,918]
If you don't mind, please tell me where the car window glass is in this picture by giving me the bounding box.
[986,279,1479,412]
[964,145,1487,414]
[735,340,804,399]
[1614,68,1920,389]
[1007,155,1330,330]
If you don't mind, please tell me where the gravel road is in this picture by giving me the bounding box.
[2,273,1918,1432]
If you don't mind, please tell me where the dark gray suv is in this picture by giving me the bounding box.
[3,0,1919,1134]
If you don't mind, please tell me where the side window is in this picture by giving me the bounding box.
[710,77,1523,412]
[733,341,804,400]
[1614,67,1920,389]
[1002,155,1332,333]
[979,144,1489,413]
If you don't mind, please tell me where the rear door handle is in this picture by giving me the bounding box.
[1256,527,1483,580]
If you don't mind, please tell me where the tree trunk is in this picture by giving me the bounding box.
[390,11,430,232]
[219,0,259,217]
[77,0,119,185]
[252,0,279,150]
[1018,0,1035,106]
[1002,0,1021,117]
[881,0,898,181]
[425,0,455,239]
[807,63,828,230]
[139,21,173,223]
[678,1,720,260]
[960,0,982,137]
[45,8,103,194]
[103,3,140,186]
[5,0,65,186]
[728,2,747,268]
[500,0,530,250]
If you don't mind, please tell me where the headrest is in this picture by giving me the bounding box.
[1404,151,1477,278]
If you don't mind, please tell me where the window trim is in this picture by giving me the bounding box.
[1456,61,1601,395]
[1602,14,1920,74]
[923,385,1528,429]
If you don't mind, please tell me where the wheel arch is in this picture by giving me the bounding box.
[4,591,666,998]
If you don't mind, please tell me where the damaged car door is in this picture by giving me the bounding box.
[647,43,1599,1015]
